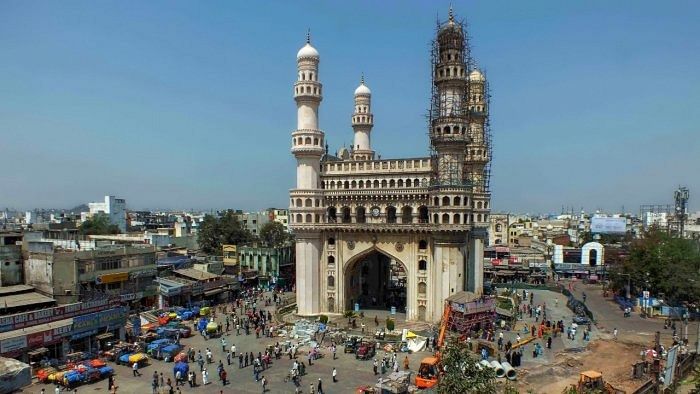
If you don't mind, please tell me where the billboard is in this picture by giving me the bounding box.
[590,217,627,234]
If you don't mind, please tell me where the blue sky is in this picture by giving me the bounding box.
[1,0,698,214]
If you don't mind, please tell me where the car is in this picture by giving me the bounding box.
[344,336,360,353]
[355,342,375,360]
[374,328,385,340]
[572,315,590,325]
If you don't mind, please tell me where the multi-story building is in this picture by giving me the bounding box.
[488,213,510,246]
[289,8,492,322]
[238,245,294,288]
[87,195,127,233]
[0,231,23,286]
[240,211,270,236]
[24,242,157,307]
[268,208,290,231]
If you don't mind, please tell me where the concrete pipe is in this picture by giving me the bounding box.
[500,361,517,380]
[479,360,492,370]
[490,360,505,378]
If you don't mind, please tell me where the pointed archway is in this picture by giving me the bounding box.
[343,247,408,312]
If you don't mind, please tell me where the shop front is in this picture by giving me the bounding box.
[0,318,72,369]
[69,307,127,354]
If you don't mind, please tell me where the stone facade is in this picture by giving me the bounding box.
[290,10,492,322]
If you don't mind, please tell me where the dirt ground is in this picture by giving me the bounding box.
[517,339,648,393]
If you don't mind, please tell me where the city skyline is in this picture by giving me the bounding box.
[1,1,699,212]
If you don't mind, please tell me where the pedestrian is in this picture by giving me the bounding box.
[403,355,409,370]
[220,369,227,386]
[261,375,267,393]
[361,322,366,333]
[317,378,324,394]
[133,361,141,377]
[373,359,378,375]
[332,367,337,382]
[613,328,618,340]
[202,369,209,385]
[227,352,231,366]
[239,353,244,368]
[231,343,236,357]
[547,336,552,349]
[175,369,182,386]
[187,371,193,388]
[331,344,337,360]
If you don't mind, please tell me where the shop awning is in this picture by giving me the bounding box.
[204,288,225,297]
[96,333,114,340]
[28,348,49,356]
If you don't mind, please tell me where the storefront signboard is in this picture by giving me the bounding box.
[0,336,27,353]
[96,272,129,284]
[0,298,120,333]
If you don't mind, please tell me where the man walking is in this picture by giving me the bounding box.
[613,328,618,340]
[133,361,141,377]
[317,378,324,394]
[332,367,337,383]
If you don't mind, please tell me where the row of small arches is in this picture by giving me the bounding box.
[355,105,369,114]
[299,71,317,81]
[327,205,429,224]
[295,85,320,95]
[326,238,428,250]
[291,198,321,208]
[431,212,488,224]
[352,115,372,123]
[322,178,428,190]
[292,136,323,147]
[436,66,466,79]
[433,196,488,209]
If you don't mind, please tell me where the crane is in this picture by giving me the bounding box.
[415,301,451,389]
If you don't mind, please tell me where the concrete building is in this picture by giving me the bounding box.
[24,242,157,307]
[238,245,293,288]
[289,9,492,322]
[488,213,510,246]
[88,195,127,233]
[269,208,290,231]
[240,211,270,236]
[0,232,23,286]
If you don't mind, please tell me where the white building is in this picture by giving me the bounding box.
[289,8,492,322]
[88,195,127,233]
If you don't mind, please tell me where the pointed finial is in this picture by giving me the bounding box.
[306,28,311,44]
[448,4,454,22]
[360,73,365,85]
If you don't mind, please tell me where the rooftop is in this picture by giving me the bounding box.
[173,268,220,281]
[0,285,35,297]
[0,291,55,309]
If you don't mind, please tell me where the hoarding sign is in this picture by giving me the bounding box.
[96,272,129,284]
[1,336,27,353]
[0,298,120,333]
[590,217,627,234]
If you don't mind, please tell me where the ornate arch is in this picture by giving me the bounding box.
[342,244,408,275]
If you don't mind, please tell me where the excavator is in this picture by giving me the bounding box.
[415,302,450,389]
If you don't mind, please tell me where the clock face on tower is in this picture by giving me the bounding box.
[371,207,380,217]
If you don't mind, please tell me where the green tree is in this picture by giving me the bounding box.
[437,338,497,394]
[259,221,289,247]
[197,210,255,255]
[79,213,120,235]
[611,228,700,304]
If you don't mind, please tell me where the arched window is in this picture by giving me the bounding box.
[418,206,429,223]
[415,178,420,187]
[454,196,461,206]
[358,180,364,188]
[387,206,397,223]
[453,213,461,224]
[344,181,350,189]
[327,275,335,288]
[381,180,387,188]
[418,281,427,294]
[402,206,413,224]
[442,196,450,206]
[419,240,428,250]
[356,206,366,223]
[397,179,404,187]
[328,238,335,246]
[315,199,320,207]
[444,126,451,134]
[476,214,482,222]
[495,224,502,232]
[418,257,428,270]
[305,198,312,207]
[434,197,439,206]
[433,213,439,224]
[351,180,357,188]
[389,179,396,188]
[342,207,351,223]
[484,201,489,209]
[305,137,311,144]
[442,213,450,224]
[477,201,483,209]
[328,255,335,266]
[330,181,336,189]
[296,198,302,207]
[296,214,302,223]
[373,180,379,188]
[328,297,335,312]
[405,179,412,187]
[305,214,312,223]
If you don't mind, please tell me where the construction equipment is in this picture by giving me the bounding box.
[415,302,450,389]
[572,370,626,394]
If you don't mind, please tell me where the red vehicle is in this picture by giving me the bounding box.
[355,342,375,360]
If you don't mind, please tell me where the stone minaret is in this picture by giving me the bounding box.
[351,75,374,160]
[290,32,324,316]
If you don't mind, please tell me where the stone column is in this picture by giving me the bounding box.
[467,229,486,295]
[296,233,321,316]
